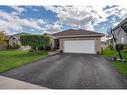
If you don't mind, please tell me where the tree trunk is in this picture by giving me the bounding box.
[35,47,38,54]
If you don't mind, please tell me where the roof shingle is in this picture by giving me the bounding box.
[52,29,104,37]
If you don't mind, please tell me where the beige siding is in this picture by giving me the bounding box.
[95,37,101,53]
[59,36,101,54]
[49,37,55,48]
[59,39,64,51]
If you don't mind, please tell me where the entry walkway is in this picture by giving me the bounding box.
[0,76,47,89]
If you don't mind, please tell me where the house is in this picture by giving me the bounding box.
[101,35,109,49]
[51,29,104,54]
[112,17,127,47]
[8,33,29,47]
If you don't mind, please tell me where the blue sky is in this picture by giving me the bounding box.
[0,5,127,35]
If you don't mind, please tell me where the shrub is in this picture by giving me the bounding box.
[13,44,20,49]
[38,46,44,50]
[122,49,127,53]
[124,45,127,49]
[20,35,50,54]
[7,45,13,49]
[115,44,125,50]
[96,51,101,55]
[44,45,51,51]
[108,44,113,50]
[29,48,34,52]
[7,44,20,49]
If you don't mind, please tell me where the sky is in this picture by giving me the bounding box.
[0,5,127,35]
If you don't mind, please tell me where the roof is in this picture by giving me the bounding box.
[9,32,30,40]
[112,17,127,31]
[52,29,104,38]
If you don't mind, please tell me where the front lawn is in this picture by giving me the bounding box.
[102,48,127,79]
[0,50,48,72]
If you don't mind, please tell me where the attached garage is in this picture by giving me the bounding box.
[52,29,104,54]
[64,40,95,54]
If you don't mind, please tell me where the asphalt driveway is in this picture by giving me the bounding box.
[1,53,127,89]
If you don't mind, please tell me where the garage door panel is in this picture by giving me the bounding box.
[64,40,95,54]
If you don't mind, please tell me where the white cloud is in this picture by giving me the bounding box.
[1,5,127,35]
[10,6,27,16]
[0,10,45,34]
[45,6,100,30]
[43,22,62,34]
[45,6,98,30]
[44,5,127,31]
[11,6,26,13]
[0,6,61,35]
[103,6,127,18]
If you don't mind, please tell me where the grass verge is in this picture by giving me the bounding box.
[0,50,48,72]
[102,48,127,79]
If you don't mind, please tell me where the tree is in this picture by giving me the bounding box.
[20,35,50,54]
[0,31,7,49]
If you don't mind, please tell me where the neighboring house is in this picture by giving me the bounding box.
[51,29,104,54]
[8,33,31,50]
[101,36,108,49]
[112,18,127,47]
[101,35,114,49]
[8,35,21,47]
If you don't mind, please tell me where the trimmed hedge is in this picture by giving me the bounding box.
[108,44,113,50]
[122,49,127,53]
[20,35,50,47]
[115,44,126,50]
[20,35,50,53]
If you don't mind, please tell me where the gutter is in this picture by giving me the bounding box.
[54,34,105,38]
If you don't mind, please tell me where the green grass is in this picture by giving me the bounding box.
[0,50,48,72]
[102,48,127,79]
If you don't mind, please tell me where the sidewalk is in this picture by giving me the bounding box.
[0,76,47,89]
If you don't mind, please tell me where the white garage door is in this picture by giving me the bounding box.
[64,40,96,54]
